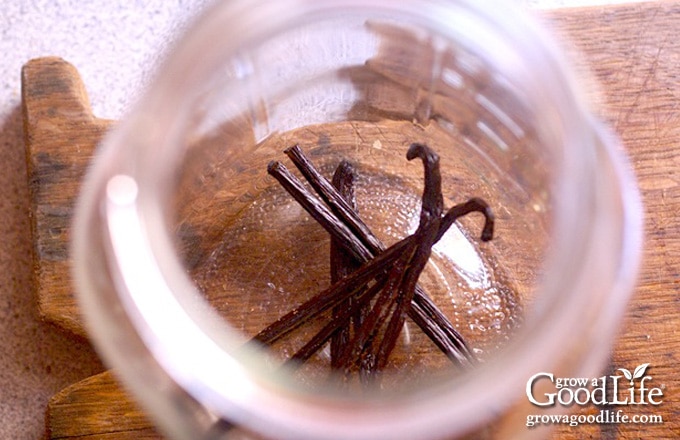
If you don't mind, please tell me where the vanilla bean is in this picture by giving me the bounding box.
[257,144,496,376]
[334,145,443,375]
[336,252,410,375]
[373,144,444,370]
[285,145,383,253]
[409,299,473,364]
[330,161,363,368]
[267,161,372,262]
[345,145,445,374]
[273,146,483,365]
[253,234,416,345]
[267,161,370,261]
[330,161,359,284]
[287,280,382,368]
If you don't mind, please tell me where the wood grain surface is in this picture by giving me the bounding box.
[21,2,680,438]
[22,56,112,339]
[48,371,159,440]
[546,3,680,438]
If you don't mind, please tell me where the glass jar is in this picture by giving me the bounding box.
[72,0,642,439]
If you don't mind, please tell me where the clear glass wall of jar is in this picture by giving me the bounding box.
[72,1,642,438]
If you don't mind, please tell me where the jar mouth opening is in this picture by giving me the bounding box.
[74,1,643,438]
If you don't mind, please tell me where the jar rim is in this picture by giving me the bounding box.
[73,1,642,438]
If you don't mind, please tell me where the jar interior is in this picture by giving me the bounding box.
[167,10,554,394]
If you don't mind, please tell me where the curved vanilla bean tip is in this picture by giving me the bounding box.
[406,143,443,222]
[437,198,495,243]
[406,142,438,164]
[466,197,495,242]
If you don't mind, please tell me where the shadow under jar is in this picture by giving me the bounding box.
[72,1,642,439]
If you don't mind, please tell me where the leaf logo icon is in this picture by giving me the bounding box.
[633,363,650,380]
[618,368,632,381]
[618,363,650,385]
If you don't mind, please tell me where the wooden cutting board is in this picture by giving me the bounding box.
[22,2,679,438]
